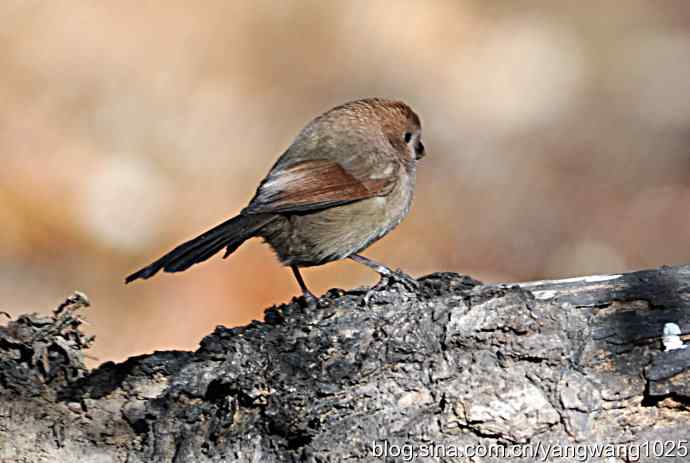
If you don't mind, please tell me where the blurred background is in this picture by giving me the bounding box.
[2,0,690,365]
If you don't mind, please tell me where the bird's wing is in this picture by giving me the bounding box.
[244,158,398,214]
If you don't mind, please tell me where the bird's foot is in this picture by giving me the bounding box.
[361,270,418,306]
[301,290,320,310]
[386,269,420,292]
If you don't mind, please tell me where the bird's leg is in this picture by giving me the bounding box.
[291,265,318,307]
[349,254,419,304]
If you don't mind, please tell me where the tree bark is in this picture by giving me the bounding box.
[1,266,689,462]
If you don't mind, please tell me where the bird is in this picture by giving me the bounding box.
[125,97,426,305]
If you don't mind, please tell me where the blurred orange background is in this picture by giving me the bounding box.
[3,0,690,365]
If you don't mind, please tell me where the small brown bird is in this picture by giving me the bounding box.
[126,98,425,304]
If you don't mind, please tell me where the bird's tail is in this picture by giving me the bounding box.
[125,213,274,283]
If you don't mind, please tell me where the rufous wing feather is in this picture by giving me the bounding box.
[244,159,396,214]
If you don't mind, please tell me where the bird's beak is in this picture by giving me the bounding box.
[415,140,425,160]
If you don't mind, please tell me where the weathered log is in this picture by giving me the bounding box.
[1,266,689,462]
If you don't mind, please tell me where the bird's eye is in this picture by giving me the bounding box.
[403,132,413,143]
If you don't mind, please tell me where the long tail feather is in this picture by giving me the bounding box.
[125,214,273,283]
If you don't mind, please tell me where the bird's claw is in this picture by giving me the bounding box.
[300,291,319,310]
[388,269,420,292]
[361,270,418,306]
